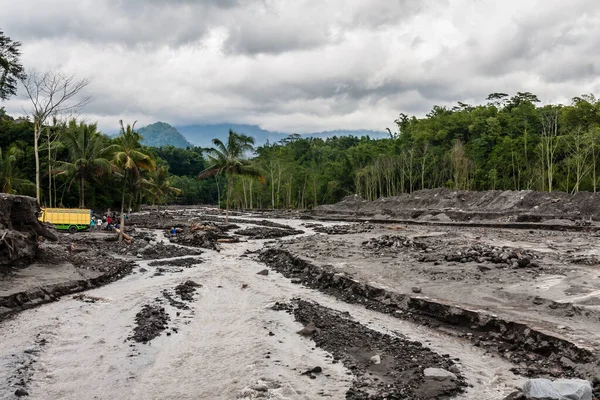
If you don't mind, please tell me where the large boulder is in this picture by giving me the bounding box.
[522,378,592,400]
[0,194,57,268]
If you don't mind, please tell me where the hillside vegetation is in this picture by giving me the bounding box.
[2,92,600,212]
[138,122,192,149]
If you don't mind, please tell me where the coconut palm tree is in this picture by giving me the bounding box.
[0,143,34,194]
[199,129,261,221]
[141,164,182,210]
[54,120,112,208]
[105,120,156,241]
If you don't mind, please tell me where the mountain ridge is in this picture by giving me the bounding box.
[139,122,388,148]
[138,122,193,148]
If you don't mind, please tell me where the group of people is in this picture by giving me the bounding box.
[90,212,127,232]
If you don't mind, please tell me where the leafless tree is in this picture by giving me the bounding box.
[21,70,91,203]
[538,108,561,192]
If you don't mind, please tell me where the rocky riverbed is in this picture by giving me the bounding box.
[1,202,599,399]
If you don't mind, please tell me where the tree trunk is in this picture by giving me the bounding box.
[34,121,41,203]
[118,171,127,242]
[48,129,52,207]
[226,173,232,222]
[80,175,85,208]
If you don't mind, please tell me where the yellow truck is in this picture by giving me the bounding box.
[39,208,92,234]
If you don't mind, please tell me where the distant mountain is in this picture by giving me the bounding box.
[175,123,388,148]
[138,122,193,148]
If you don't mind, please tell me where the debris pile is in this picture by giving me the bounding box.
[424,244,539,268]
[0,194,58,268]
[140,242,203,259]
[314,224,374,235]
[168,223,236,250]
[130,304,170,343]
[362,234,428,251]
[235,226,303,239]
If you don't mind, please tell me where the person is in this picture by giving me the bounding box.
[97,217,102,230]
[171,227,177,237]
[107,215,112,225]
[90,218,95,231]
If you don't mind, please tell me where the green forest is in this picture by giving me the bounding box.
[2,31,600,212]
[3,91,600,212]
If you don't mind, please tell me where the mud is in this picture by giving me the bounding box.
[277,299,466,399]
[147,257,203,268]
[5,196,600,399]
[139,242,203,259]
[235,226,304,239]
[259,247,597,379]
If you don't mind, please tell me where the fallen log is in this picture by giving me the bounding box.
[190,224,220,232]
[113,228,133,244]
[216,238,240,243]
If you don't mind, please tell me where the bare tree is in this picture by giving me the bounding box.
[21,70,91,203]
[539,108,561,192]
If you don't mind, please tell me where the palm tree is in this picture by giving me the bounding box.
[0,143,34,194]
[105,120,156,241]
[54,120,112,208]
[141,163,182,210]
[199,129,261,221]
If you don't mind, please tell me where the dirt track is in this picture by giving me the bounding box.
[1,196,600,399]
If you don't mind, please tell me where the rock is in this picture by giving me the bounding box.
[297,321,317,336]
[250,383,268,392]
[14,388,29,397]
[449,365,461,374]
[522,378,592,400]
[302,366,323,375]
[423,367,457,381]
[518,258,531,268]
[560,356,576,369]
[478,265,492,272]
[183,280,201,287]
[411,286,422,294]
[257,269,269,276]
[503,390,525,400]
[370,354,381,365]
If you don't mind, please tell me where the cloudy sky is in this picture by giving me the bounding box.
[2,0,600,133]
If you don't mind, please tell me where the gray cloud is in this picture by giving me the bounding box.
[2,0,600,134]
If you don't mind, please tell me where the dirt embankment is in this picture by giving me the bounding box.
[259,248,598,381]
[313,188,600,223]
[0,194,58,269]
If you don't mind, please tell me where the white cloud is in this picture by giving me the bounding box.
[2,0,600,133]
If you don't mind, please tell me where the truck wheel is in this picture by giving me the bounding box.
[68,225,78,234]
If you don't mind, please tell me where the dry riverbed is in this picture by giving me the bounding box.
[1,206,597,399]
